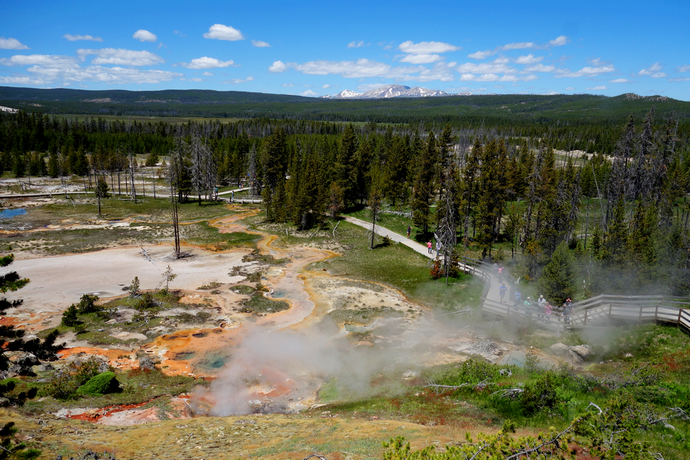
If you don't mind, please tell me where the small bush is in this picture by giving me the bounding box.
[75,372,121,396]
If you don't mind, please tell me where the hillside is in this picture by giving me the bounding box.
[1,86,690,125]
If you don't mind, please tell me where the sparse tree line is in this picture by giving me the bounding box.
[1,110,689,295]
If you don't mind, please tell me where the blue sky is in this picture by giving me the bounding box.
[1,0,689,100]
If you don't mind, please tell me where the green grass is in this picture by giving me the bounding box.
[308,221,484,311]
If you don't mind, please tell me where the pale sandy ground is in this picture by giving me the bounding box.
[1,244,253,330]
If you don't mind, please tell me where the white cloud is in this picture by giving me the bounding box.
[0,37,29,50]
[0,54,78,68]
[549,36,568,47]
[300,90,317,97]
[525,64,555,72]
[515,54,543,65]
[77,48,163,66]
[251,40,270,48]
[469,50,491,60]
[64,34,102,42]
[282,83,295,87]
[677,65,690,73]
[223,76,254,84]
[322,84,332,89]
[269,60,288,73]
[399,53,443,64]
[203,24,244,41]
[181,57,236,69]
[555,65,615,78]
[493,57,510,64]
[587,86,607,90]
[133,30,157,42]
[202,71,213,76]
[185,77,202,82]
[347,41,367,48]
[639,62,662,76]
[459,73,532,82]
[502,42,534,50]
[456,62,517,74]
[398,40,460,54]
[651,72,667,78]
[565,87,575,91]
[610,78,628,83]
[290,59,391,78]
[0,75,46,84]
[670,77,690,82]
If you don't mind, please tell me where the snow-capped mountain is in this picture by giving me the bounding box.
[324,84,453,99]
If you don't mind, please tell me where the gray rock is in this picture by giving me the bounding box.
[570,345,593,360]
[138,356,157,371]
[549,343,571,358]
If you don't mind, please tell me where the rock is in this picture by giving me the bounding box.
[138,356,157,371]
[549,343,571,358]
[570,345,593,360]
[5,352,39,376]
[33,363,54,373]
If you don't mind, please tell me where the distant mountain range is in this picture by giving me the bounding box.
[324,84,464,99]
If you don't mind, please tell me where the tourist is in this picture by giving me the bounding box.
[427,241,432,254]
[524,296,533,318]
[499,283,507,303]
[407,226,411,238]
[563,298,573,325]
[537,295,546,320]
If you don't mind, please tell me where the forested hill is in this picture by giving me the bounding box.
[1,86,690,125]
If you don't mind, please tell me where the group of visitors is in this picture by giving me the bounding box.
[517,293,572,324]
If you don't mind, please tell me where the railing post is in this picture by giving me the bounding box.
[655,304,659,325]
[609,303,612,318]
[584,309,588,325]
[678,308,683,329]
[639,305,643,323]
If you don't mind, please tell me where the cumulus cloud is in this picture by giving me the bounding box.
[268,60,288,73]
[204,24,244,41]
[0,54,78,68]
[610,78,628,83]
[555,65,615,78]
[400,53,443,64]
[515,54,543,65]
[64,34,102,42]
[0,75,46,84]
[587,85,607,90]
[322,84,332,88]
[223,76,254,84]
[469,50,491,60]
[0,37,29,50]
[502,41,534,50]
[677,65,690,73]
[300,90,317,96]
[639,62,667,78]
[398,40,460,54]
[202,71,214,76]
[77,48,164,66]
[290,59,391,78]
[639,62,662,76]
[456,62,517,74]
[549,36,568,46]
[347,41,367,48]
[251,40,270,48]
[181,57,236,69]
[525,64,555,72]
[133,30,157,42]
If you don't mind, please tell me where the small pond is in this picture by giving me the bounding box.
[0,208,27,219]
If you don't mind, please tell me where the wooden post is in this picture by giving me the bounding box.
[655,304,659,325]
[609,303,612,318]
[678,308,683,329]
[639,305,643,323]
[584,309,588,325]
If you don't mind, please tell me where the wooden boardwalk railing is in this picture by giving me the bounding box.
[479,291,690,334]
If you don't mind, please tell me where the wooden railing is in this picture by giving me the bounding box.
[480,292,690,334]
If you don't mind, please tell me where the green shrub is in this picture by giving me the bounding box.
[61,305,80,327]
[76,294,99,314]
[75,372,121,396]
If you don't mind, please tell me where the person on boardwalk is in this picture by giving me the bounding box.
[544,303,552,322]
[497,265,504,281]
[514,289,522,307]
[563,298,573,324]
[537,295,546,320]
[407,226,411,238]
[427,241,432,254]
[524,296,533,318]
[436,241,442,256]
[499,283,507,303]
